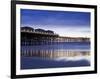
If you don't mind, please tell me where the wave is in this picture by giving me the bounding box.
[54,56,90,62]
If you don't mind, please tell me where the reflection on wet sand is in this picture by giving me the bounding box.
[21,48,90,59]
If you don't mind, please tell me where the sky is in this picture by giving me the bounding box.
[21,9,90,37]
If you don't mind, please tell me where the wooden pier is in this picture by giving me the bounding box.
[21,26,90,59]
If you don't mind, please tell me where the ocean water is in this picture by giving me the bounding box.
[21,42,90,69]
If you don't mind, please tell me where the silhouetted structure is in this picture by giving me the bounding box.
[21,26,90,46]
[21,26,34,32]
[21,26,59,46]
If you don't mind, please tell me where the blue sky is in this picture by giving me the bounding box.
[21,9,90,37]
